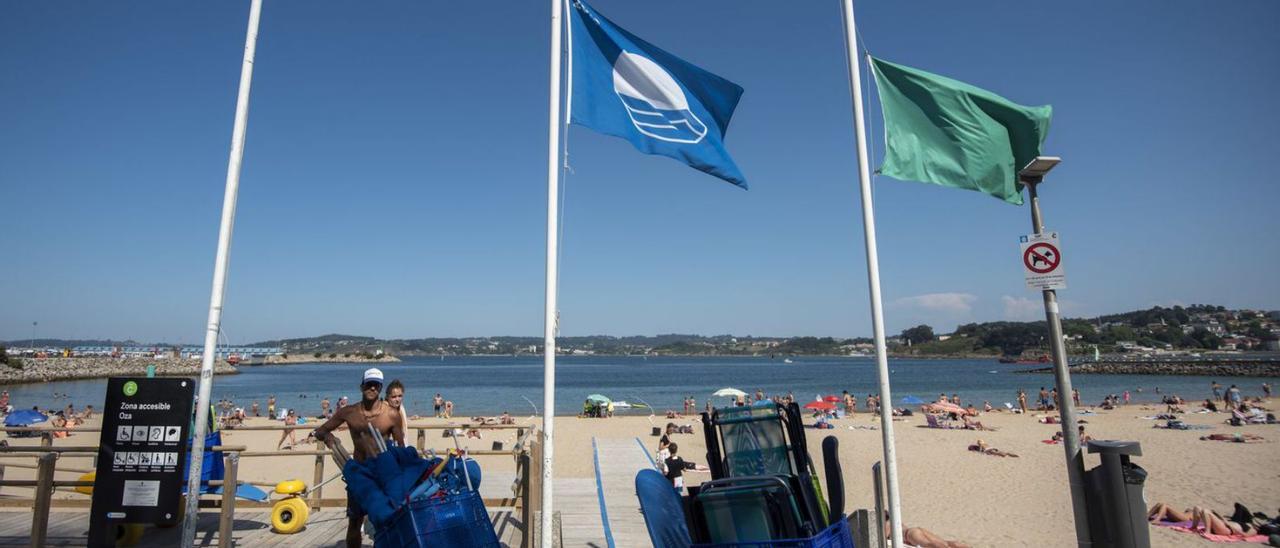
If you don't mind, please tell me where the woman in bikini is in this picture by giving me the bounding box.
[1149,502,1250,536]
[967,439,1018,458]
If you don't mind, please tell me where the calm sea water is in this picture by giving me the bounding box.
[5,356,1274,417]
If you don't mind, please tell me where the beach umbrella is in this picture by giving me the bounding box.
[585,394,611,404]
[3,409,49,427]
[823,395,842,403]
[901,395,926,405]
[712,388,747,398]
[803,401,836,411]
[926,402,972,416]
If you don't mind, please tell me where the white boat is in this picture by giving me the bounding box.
[783,358,793,364]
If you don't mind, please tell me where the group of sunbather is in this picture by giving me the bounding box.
[1149,501,1280,540]
[921,401,996,431]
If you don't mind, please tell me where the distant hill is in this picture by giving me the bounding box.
[10,304,1274,357]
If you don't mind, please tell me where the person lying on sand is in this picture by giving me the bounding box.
[967,439,1018,458]
[961,415,993,431]
[884,517,971,548]
[1050,426,1092,445]
[665,422,694,435]
[1149,502,1253,536]
[1201,433,1264,443]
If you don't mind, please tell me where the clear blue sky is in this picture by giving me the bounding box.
[2,1,1278,343]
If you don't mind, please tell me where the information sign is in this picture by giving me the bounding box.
[88,377,193,546]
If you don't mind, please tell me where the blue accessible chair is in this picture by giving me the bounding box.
[636,469,693,548]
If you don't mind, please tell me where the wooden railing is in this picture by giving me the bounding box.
[0,422,543,547]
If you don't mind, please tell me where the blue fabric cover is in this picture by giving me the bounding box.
[344,447,434,527]
[182,431,225,486]
[636,469,692,548]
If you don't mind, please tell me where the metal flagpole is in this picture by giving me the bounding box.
[542,0,564,545]
[180,0,263,544]
[839,1,905,545]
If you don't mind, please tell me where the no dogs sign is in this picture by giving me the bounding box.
[1020,232,1066,290]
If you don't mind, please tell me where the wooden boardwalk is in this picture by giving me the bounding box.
[0,508,522,546]
[558,437,655,548]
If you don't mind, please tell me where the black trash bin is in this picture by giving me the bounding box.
[1085,440,1150,548]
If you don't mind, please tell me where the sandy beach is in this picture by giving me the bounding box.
[3,401,1277,546]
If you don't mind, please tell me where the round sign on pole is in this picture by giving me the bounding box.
[1023,242,1061,274]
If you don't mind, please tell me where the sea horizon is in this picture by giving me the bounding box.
[6,355,1273,418]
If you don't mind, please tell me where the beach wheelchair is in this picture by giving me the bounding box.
[636,402,851,546]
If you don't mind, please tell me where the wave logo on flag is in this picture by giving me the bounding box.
[569,0,747,188]
[613,51,707,144]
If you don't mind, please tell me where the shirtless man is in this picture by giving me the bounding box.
[320,397,331,418]
[307,368,405,548]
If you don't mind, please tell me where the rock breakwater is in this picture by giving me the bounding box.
[1022,358,1280,377]
[0,357,238,385]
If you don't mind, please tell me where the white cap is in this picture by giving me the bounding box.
[363,368,384,384]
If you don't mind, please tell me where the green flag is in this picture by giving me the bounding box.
[869,57,1052,205]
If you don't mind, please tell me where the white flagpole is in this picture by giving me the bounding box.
[839,0,905,545]
[180,0,262,544]
[542,0,564,545]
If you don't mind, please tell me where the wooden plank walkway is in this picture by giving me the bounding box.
[552,478,605,547]
[0,509,521,547]
[557,436,656,548]
[593,437,655,547]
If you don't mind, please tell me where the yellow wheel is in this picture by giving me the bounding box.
[271,497,310,534]
[274,479,306,495]
[115,523,144,545]
[75,472,95,495]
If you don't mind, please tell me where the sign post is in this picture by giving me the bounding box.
[88,378,194,547]
[1021,171,1091,547]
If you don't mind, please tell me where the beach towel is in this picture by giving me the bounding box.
[1152,520,1269,543]
[1200,434,1266,443]
[1153,421,1212,431]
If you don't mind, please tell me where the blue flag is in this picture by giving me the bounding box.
[568,0,747,189]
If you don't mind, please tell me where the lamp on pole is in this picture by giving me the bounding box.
[30,322,37,354]
[1020,156,1092,547]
